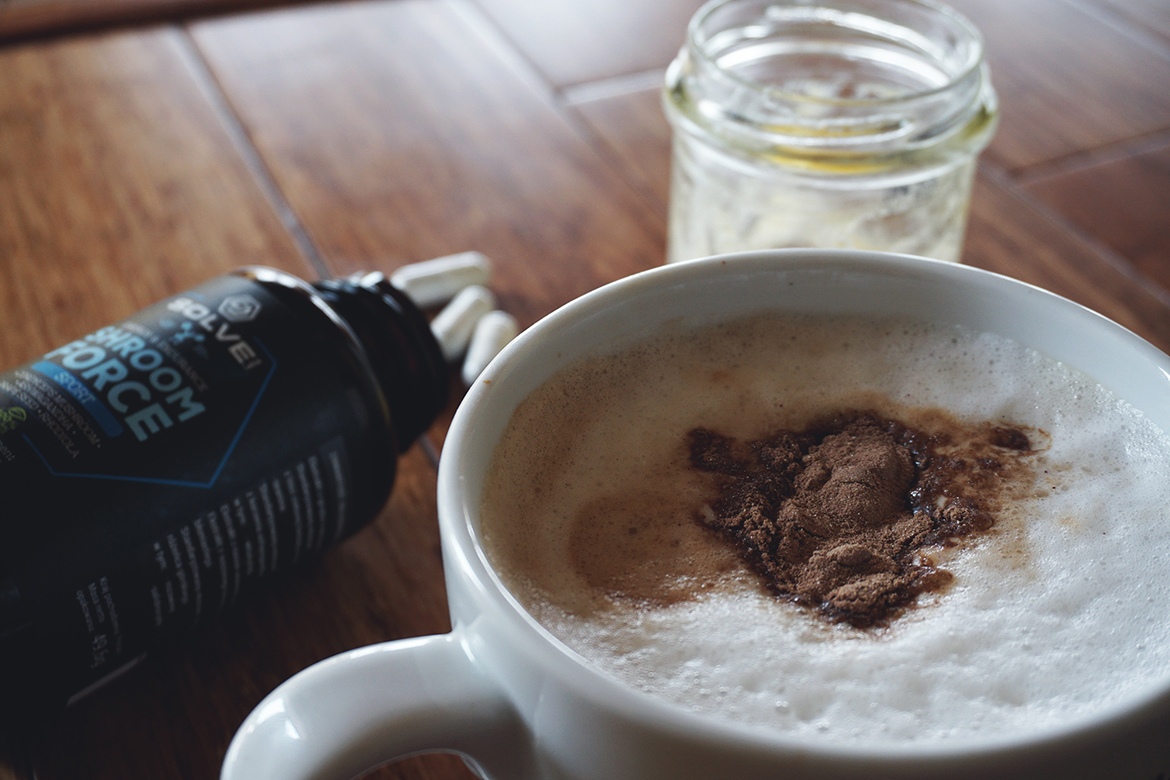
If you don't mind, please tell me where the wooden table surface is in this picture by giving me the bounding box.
[1,0,1168,776]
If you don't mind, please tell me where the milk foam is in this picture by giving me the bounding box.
[480,313,1170,744]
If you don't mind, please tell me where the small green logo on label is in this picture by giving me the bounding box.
[0,406,28,434]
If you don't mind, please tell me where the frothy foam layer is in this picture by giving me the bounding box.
[480,313,1170,744]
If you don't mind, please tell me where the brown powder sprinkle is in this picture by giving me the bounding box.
[687,412,1038,628]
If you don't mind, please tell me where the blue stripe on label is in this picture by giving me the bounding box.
[31,361,124,437]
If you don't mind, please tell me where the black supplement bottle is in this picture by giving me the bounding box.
[0,266,448,721]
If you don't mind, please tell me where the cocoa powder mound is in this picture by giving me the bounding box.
[687,413,1034,628]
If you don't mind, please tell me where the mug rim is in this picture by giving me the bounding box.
[438,249,1170,762]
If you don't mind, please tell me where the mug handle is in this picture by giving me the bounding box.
[220,632,532,780]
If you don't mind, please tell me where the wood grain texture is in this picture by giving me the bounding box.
[964,171,1170,353]
[568,85,671,217]
[191,0,668,409]
[0,26,310,368]
[191,0,666,322]
[470,0,703,89]
[948,0,1170,171]
[1084,0,1170,47]
[1022,140,1170,297]
[0,0,304,40]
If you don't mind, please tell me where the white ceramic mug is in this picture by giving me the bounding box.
[221,250,1170,780]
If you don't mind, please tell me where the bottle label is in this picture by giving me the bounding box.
[0,276,389,703]
[3,292,268,480]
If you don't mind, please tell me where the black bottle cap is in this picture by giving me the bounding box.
[312,273,450,451]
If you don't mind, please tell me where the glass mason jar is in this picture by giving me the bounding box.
[663,0,998,264]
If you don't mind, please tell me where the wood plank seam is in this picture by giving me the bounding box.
[983,162,1170,311]
[560,68,667,106]
[1065,0,1170,63]
[420,435,441,471]
[456,0,563,109]
[1010,129,1170,188]
[174,24,330,279]
[455,0,673,232]
[561,104,670,222]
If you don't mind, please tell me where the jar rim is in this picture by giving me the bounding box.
[685,0,987,109]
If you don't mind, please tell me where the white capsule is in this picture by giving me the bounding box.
[389,251,492,308]
[431,285,495,361]
[461,311,519,385]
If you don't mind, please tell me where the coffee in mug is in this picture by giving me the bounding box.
[480,311,1170,745]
